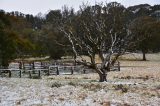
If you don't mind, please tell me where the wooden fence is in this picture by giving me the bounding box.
[0,61,120,78]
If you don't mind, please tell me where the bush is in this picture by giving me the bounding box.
[51,82,62,88]
[68,81,77,87]
[113,84,128,93]
[31,75,41,79]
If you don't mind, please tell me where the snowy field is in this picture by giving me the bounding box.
[0,53,160,106]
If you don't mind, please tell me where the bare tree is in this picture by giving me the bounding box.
[59,2,138,82]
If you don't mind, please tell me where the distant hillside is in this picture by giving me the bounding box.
[128,4,160,19]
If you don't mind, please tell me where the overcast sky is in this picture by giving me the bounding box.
[0,0,160,15]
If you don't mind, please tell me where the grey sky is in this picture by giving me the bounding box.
[0,0,160,15]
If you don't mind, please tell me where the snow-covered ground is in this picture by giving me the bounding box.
[0,54,160,106]
[0,73,160,106]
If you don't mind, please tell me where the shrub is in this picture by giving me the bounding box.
[31,75,41,79]
[68,81,77,87]
[51,82,62,88]
[113,84,128,93]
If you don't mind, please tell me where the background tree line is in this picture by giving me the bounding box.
[0,2,160,68]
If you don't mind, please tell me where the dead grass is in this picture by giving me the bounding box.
[1,53,160,106]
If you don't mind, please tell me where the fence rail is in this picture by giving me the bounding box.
[0,61,120,78]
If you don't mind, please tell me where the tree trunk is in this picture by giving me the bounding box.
[99,73,107,82]
[73,55,77,66]
[98,69,107,82]
[111,54,120,66]
[142,51,146,61]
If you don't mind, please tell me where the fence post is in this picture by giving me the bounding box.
[56,66,59,75]
[71,66,73,75]
[19,70,22,78]
[118,61,120,71]
[48,68,50,76]
[0,69,2,75]
[9,70,11,78]
[83,69,86,74]
[38,70,41,78]
[29,71,31,78]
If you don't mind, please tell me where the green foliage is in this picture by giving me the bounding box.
[131,16,160,55]
[0,12,16,66]
[42,10,71,59]
[0,31,17,66]
[0,2,160,65]
[0,11,36,66]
